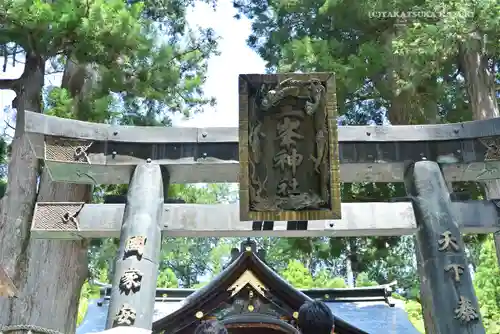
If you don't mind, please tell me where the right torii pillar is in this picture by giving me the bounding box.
[404,160,485,333]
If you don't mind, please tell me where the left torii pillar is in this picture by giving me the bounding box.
[106,161,164,329]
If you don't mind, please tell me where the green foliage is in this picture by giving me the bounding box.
[158,184,235,287]
[355,272,378,287]
[77,297,88,327]
[45,88,74,118]
[474,235,500,333]
[381,293,424,332]
[77,280,100,326]
[2,0,144,57]
[169,184,235,204]
[404,300,425,333]
[157,268,179,288]
[232,0,499,301]
[407,286,421,301]
[208,239,240,276]
[88,184,236,288]
[365,235,420,291]
[2,0,218,122]
[161,237,218,287]
[392,0,500,73]
[281,260,314,288]
[77,281,90,326]
[313,269,346,288]
[88,238,119,281]
[2,0,224,295]
[192,281,209,289]
[97,267,109,283]
[0,179,6,199]
[392,292,404,300]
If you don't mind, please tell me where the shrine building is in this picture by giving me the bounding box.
[77,240,420,334]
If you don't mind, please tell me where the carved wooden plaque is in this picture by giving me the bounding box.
[238,73,341,221]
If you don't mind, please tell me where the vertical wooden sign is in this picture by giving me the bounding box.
[238,73,341,221]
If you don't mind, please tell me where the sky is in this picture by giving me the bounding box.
[0,0,266,129]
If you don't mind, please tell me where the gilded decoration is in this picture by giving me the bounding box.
[479,137,500,161]
[238,73,341,221]
[123,236,147,260]
[210,288,285,320]
[437,231,460,252]
[444,264,464,283]
[118,268,143,294]
[228,270,267,297]
[114,304,136,326]
[454,296,479,323]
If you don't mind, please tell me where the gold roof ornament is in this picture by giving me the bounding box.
[245,246,251,252]
[0,266,17,298]
[228,270,267,297]
[293,312,299,319]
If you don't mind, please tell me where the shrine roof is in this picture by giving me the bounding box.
[77,298,420,334]
[150,249,369,333]
[79,249,419,334]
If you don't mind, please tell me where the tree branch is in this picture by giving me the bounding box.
[4,120,15,131]
[171,47,201,62]
[0,78,19,91]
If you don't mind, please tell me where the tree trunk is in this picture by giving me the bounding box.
[0,53,96,332]
[61,59,100,120]
[459,36,500,266]
[345,241,354,288]
[0,52,45,328]
[387,89,414,125]
[460,38,498,121]
[22,58,98,331]
[2,169,90,333]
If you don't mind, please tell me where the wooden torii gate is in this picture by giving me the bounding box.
[21,72,498,333]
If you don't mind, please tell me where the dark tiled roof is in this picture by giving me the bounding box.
[328,300,420,334]
[77,299,420,334]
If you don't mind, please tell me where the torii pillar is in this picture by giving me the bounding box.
[404,160,485,333]
[106,161,164,329]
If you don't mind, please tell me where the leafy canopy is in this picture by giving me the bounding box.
[1,0,218,120]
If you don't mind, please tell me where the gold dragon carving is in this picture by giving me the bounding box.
[260,78,325,116]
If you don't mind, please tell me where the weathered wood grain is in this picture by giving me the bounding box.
[25,110,500,143]
[106,162,164,330]
[36,159,500,184]
[24,111,500,184]
[0,266,17,297]
[30,200,500,239]
[238,72,341,221]
[405,161,485,333]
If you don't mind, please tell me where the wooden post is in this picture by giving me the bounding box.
[106,161,164,329]
[404,160,485,334]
